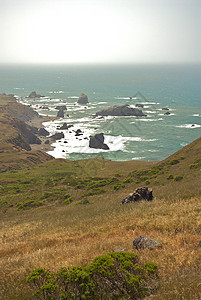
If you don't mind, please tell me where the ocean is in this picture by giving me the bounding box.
[0,63,200,161]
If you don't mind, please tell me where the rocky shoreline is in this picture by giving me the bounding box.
[27,115,58,152]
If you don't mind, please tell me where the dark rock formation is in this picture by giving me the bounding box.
[50,132,64,140]
[89,133,109,150]
[198,240,201,247]
[55,105,67,110]
[75,129,83,136]
[57,109,64,118]
[28,91,44,98]
[59,123,68,130]
[164,112,171,115]
[41,106,49,110]
[136,103,144,108]
[78,93,89,104]
[44,140,49,144]
[162,107,169,111]
[122,187,153,204]
[12,121,41,146]
[133,236,162,250]
[96,105,146,117]
[38,128,49,137]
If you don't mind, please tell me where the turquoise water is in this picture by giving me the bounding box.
[0,63,200,161]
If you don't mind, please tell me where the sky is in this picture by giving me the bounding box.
[0,0,200,64]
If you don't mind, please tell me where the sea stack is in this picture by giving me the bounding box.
[89,133,109,150]
[96,104,146,117]
[77,93,89,104]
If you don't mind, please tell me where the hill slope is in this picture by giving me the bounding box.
[0,94,200,299]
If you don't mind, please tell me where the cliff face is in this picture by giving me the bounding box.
[0,94,53,169]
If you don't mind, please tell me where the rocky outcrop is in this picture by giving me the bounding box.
[78,93,89,104]
[96,105,146,117]
[133,236,162,250]
[28,91,44,98]
[89,133,109,150]
[50,132,64,140]
[136,104,144,108]
[75,129,83,136]
[162,107,169,111]
[121,187,153,204]
[55,105,67,110]
[11,120,41,146]
[57,109,64,118]
[38,128,49,137]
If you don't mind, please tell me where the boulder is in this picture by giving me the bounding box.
[28,91,44,98]
[89,133,109,150]
[57,109,64,118]
[38,128,49,137]
[55,105,67,110]
[50,132,64,140]
[133,236,162,250]
[78,93,89,104]
[96,105,146,117]
[164,112,171,115]
[44,140,49,144]
[59,123,68,130]
[135,103,144,108]
[162,107,169,111]
[75,129,83,136]
[122,187,153,204]
[113,246,126,252]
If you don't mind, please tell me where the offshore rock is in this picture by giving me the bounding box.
[78,93,89,104]
[50,132,64,140]
[28,91,44,98]
[122,187,153,204]
[57,108,64,118]
[96,104,146,117]
[55,105,67,110]
[89,133,109,150]
[133,236,162,250]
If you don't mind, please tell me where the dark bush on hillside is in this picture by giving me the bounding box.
[27,251,158,299]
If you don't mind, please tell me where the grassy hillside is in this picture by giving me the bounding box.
[0,94,200,299]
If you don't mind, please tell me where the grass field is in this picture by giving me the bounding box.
[0,95,201,299]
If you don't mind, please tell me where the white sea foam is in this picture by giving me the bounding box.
[132,157,146,160]
[49,91,64,94]
[67,96,79,99]
[14,87,24,90]
[133,118,163,122]
[193,114,201,117]
[176,124,201,128]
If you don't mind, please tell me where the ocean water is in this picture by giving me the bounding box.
[0,63,200,161]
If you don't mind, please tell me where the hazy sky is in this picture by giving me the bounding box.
[0,0,200,64]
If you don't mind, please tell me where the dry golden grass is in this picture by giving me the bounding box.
[0,191,200,299]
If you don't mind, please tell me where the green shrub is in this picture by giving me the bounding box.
[174,175,183,181]
[27,251,158,299]
[123,177,133,183]
[82,188,106,197]
[168,159,180,165]
[167,174,174,180]
[16,200,44,210]
[76,199,91,205]
[114,183,125,190]
[63,195,73,205]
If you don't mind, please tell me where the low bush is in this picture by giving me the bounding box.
[27,251,158,299]
[114,183,125,190]
[167,174,174,180]
[174,175,183,181]
[82,188,106,197]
